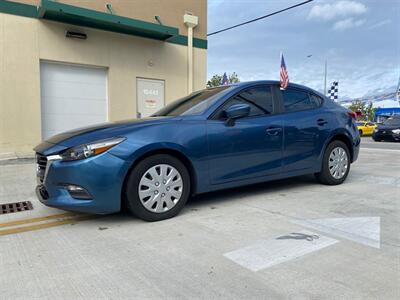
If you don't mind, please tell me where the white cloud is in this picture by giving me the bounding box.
[368,19,392,30]
[308,1,367,21]
[333,18,365,30]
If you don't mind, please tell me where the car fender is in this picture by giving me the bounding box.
[319,128,356,163]
[112,141,205,195]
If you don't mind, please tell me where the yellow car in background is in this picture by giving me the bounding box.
[356,121,377,136]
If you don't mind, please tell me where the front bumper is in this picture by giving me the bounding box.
[35,152,131,214]
[353,138,360,162]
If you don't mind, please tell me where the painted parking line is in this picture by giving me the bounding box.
[353,174,400,187]
[0,212,78,228]
[292,217,381,249]
[0,213,99,236]
[224,230,338,272]
[350,171,400,187]
[361,175,400,187]
[361,148,400,153]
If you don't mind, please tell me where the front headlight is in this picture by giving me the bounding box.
[392,129,400,135]
[61,137,126,161]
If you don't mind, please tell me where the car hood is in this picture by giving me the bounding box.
[34,117,176,155]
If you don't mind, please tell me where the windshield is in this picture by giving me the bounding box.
[383,117,400,126]
[356,122,364,126]
[153,86,230,117]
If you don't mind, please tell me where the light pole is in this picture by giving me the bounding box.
[307,55,328,95]
[324,59,328,96]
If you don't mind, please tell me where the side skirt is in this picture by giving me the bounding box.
[196,168,319,195]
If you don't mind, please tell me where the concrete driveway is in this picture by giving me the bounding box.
[1,137,399,299]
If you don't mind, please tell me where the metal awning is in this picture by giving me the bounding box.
[37,0,179,40]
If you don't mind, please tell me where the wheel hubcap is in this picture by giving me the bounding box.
[138,164,183,213]
[328,147,348,179]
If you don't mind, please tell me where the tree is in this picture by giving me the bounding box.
[229,72,240,84]
[348,101,377,121]
[206,72,240,88]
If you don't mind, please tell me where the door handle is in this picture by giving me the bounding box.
[317,119,328,126]
[266,127,282,136]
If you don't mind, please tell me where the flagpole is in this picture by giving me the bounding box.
[324,59,327,96]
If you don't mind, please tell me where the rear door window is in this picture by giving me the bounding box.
[281,89,319,112]
[309,93,323,107]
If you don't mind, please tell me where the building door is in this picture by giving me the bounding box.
[40,62,107,140]
[137,78,165,118]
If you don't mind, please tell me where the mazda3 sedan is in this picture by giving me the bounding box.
[35,81,360,221]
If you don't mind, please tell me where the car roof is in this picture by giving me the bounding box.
[225,80,323,96]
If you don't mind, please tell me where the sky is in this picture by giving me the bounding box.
[207,0,400,99]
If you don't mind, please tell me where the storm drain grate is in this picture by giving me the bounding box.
[0,201,33,215]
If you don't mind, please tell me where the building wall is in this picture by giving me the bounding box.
[0,12,207,158]
[12,0,207,39]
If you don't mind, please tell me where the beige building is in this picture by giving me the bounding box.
[0,0,207,158]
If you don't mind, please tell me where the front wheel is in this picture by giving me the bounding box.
[315,141,350,185]
[125,154,191,221]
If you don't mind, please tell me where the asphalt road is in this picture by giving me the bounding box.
[0,140,399,299]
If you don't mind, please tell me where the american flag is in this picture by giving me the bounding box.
[280,53,289,90]
[222,72,229,85]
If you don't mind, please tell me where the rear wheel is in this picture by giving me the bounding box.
[358,129,363,136]
[125,154,190,221]
[315,140,350,185]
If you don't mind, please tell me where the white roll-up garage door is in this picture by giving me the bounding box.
[40,62,108,140]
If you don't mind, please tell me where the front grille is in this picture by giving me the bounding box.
[36,153,47,183]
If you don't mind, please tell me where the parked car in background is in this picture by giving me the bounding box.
[34,81,360,221]
[372,116,400,142]
[356,121,377,136]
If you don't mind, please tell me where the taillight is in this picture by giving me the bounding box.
[348,111,357,120]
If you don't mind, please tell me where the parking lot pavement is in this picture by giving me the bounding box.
[361,136,400,151]
[0,141,399,299]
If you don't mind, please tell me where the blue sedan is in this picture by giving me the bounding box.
[35,81,360,221]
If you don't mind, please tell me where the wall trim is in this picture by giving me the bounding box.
[38,0,178,41]
[167,35,207,49]
[0,0,38,18]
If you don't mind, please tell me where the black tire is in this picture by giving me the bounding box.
[358,129,363,136]
[315,140,351,185]
[125,154,191,221]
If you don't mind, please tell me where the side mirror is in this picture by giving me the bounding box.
[224,104,250,126]
[225,103,250,119]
